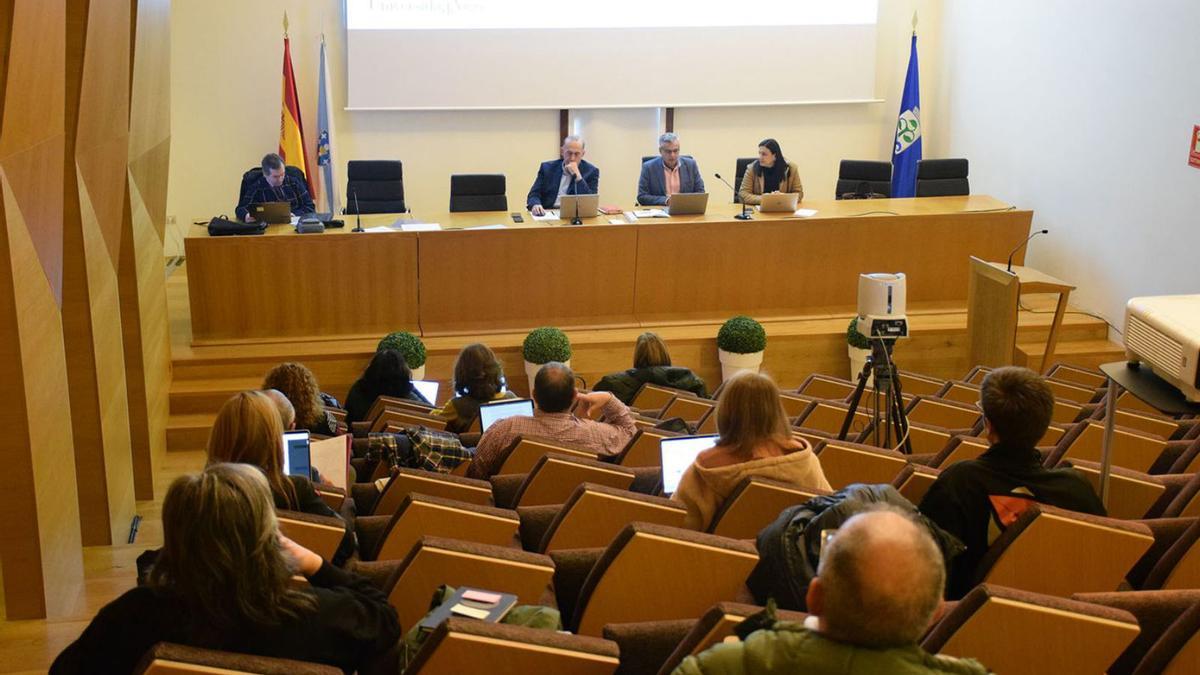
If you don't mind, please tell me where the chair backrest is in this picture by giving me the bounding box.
[540,483,687,552]
[905,396,983,431]
[1071,589,1200,675]
[365,395,434,426]
[904,422,961,456]
[1044,377,1101,404]
[385,535,555,634]
[497,435,597,475]
[659,395,714,425]
[406,617,619,675]
[1143,518,1200,591]
[631,383,690,414]
[897,370,949,397]
[449,173,507,212]
[374,468,494,516]
[1063,459,1168,520]
[655,602,808,675]
[892,463,941,505]
[136,642,342,675]
[346,160,404,214]
[571,523,759,636]
[813,440,910,489]
[915,158,969,197]
[963,365,992,385]
[795,374,855,402]
[1162,473,1200,518]
[1045,362,1107,389]
[1129,597,1200,675]
[276,511,346,562]
[733,158,755,200]
[615,428,681,468]
[835,160,892,199]
[922,584,1140,675]
[1095,407,1183,440]
[795,400,872,437]
[708,476,829,539]
[1053,421,1168,473]
[929,434,991,469]
[371,493,520,561]
[513,453,636,507]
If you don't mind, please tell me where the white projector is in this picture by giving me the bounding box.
[1125,295,1200,402]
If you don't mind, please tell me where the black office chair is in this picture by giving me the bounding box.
[449,174,507,212]
[835,160,892,199]
[346,160,405,214]
[733,157,755,201]
[237,165,308,207]
[915,158,969,197]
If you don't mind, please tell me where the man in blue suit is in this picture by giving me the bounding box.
[637,132,705,206]
[527,135,600,216]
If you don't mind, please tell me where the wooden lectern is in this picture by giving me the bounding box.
[966,257,1075,372]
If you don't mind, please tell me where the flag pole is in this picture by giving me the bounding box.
[912,11,918,35]
[283,10,289,37]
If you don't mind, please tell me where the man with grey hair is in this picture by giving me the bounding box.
[527,135,600,216]
[637,132,705,206]
[673,508,988,674]
[236,152,315,221]
[262,388,297,430]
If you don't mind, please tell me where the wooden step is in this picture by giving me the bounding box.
[166,413,214,452]
[1015,339,1126,372]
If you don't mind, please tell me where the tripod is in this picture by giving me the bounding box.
[837,339,913,454]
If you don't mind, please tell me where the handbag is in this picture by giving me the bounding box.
[207,215,266,236]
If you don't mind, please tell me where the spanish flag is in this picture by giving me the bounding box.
[279,34,315,199]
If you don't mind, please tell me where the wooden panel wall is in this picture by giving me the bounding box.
[0,0,85,619]
[121,0,171,499]
[62,0,136,545]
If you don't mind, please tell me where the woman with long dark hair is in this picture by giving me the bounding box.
[737,137,804,205]
[436,343,515,433]
[343,348,425,424]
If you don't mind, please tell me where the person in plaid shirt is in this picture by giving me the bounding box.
[467,362,637,479]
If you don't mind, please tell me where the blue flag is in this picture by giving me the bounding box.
[316,37,340,217]
[891,34,921,198]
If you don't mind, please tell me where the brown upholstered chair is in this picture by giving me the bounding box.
[1045,362,1107,389]
[696,407,718,434]
[708,476,830,540]
[905,396,984,433]
[357,493,520,561]
[1089,405,1197,441]
[922,584,1140,675]
[1126,597,1200,674]
[364,395,435,427]
[531,483,687,553]
[1060,459,1187,520]
[962,365,992,385]
[135,643,342,674]
[630,383,694,416]
[313,485,346,512]
[795,374,855,402]
[277,511,347,562]
[1161,473,1200,519]
[557,523,758,636]
[511,453,637,508]
[405,617,620,675]
[812,439,909,489]
[891,463,942,505]
[371,468,494,516]
[495,435,598,475]
[1072,589,1200,675]
[379,411,449,433]
[937,379,1088,426]
[1140,518,1200,591]
[659,395,714,426]
[895,370,948,397]
[1047,421,1195,474]
[1043,376,1103,404]
[614,428,682,468]
[793,399,873,437]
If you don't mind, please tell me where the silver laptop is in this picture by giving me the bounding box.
[558,194,599,219]
[659,434,719,496]
[250,201,292,224]
[479,398,534,432]
[759,192,800,213]
[666,192,709,216]
[412,380,439,405]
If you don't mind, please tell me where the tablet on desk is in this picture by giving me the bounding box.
[660,434,719,496]
[758,193,800,213]
[666,192,709,216]
[558,194,599,219]
[479,398,534,432]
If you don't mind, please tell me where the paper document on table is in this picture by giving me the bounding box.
[363,226,396,233]
[794,209,818,217]
[608,218,627,225]
[289,216,300,226]
[465,224,507,230]
[633,209,669,218]
[310,435,350,490]
[400,222,441,232]
[531,211,560,221]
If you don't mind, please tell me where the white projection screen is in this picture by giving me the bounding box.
[345,0,879,110]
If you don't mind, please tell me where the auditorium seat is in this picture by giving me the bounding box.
[510,453,637,507]
[813,440,910,489]
[357,493,520,561]
[708,476,830,540]
[1061,459,1186,520]
[795,374,855,402]
[135,642,342,675]
[733,158,755,200]
[914,158,969,197]
[365,395,435,426]
[794,399,873,437]
[614,428,681,468]
[922,584,1140,675]
[972,504,1153,596]
[1090,405,1197,441]
[1122,598,1200,674]
[373,408,449,433]
[448,173,506,212]
[1161,473,1200,518]
[1127,518,1196,590]
[962,365,992,385]
[495,435,599,475]
[405,617,619,675]
[1072,589,1200,675]
[345,160,405,214]
[1047,421,1196,474]
[371,468,494,516]
[1043,376,1103,404]
[696,407,718,434]
[1140,518,1200,591]
[277,510,347,562]
[896,370,949,398]
[835,159,892,199]
[554,523,758,636]
[902,422,965,457]
[536,483,687,552]
[1044,362,1108,389]
[892,463,942,505]
[630,383,689,416]
[659,395,714,426]
[937,379,1090,426]
[905,396,984,433]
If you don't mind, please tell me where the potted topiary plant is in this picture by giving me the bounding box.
[378,331,428,380]
[717,315,767,381]
[846,317,871,380]
[522,326,572,391]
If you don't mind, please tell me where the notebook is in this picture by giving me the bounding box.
[418,587,519,632]
[659,434,719,496]
[479,398,534,432]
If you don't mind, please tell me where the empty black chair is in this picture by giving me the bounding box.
[835,160,892,199]
[449,174,506,212]
[641,155,656,166]
[346,160,405,214]
[733,157,755,202]
[238,165,308,205]
[915,158,969,197]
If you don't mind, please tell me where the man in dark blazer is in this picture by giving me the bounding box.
[526,135,600,216]
[637,132,705,206]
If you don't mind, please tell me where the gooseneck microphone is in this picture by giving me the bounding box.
[1006,229,1049,272]
[351,189,363,232]
[714,173,752,220]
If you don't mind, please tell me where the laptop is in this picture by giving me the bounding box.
[666,192,709,216]
[659,434,719,496]
[250,201,292,224]
[758,192,800,213]
[479,398,534,432]
[412,380,439,405]
[282,430,312,478]
[558,194,600,219]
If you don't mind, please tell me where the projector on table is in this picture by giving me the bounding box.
[1125,295,1200,402]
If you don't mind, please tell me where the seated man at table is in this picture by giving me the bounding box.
[236,153,316,222]
[637,132,705,206]
[526,135,600,217]
[466,362,636,479]
[919,366,1105,598]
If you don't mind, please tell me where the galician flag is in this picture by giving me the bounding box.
[279,27,315,198]
[891,32,921,198]
[316,36,340,216]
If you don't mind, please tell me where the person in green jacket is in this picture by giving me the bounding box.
[673,508,990,675]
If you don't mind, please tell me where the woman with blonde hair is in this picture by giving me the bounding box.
[594,332,707,404]
[52,463,399,673]
[262,362,339,436]
[672,372,830,530]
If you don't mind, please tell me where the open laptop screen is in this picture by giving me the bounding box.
[660,434,719,496]
[412,380,439,405]
[479,398,534,432]
[282,430,311,479]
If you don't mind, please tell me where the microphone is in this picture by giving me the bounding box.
[1006,229,1048,272]
[714,173,752,220]
[351,189,363,232]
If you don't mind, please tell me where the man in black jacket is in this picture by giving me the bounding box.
[919,366,1105,598]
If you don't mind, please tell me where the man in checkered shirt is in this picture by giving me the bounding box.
[236,153,315,222]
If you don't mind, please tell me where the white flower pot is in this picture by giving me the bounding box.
[848,346,870,381]
[410,365,426,381]
[718,349,763,382]
[524,359,570,396]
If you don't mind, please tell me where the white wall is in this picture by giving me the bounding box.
[167,0,944,254]
[934,0,1200,332]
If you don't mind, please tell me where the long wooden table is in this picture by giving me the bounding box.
[185,195,1032,343]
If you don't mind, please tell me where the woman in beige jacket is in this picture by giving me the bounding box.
[738,138,804,205]
[672,372,830,531]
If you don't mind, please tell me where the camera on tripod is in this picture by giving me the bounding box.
[856,273,909,341]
